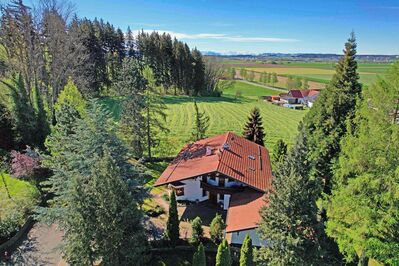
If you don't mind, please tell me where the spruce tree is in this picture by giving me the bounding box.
[257,131,323,265]
[39,102,148,265]
[166,190,180,246]
[143,66,168,159]
[326,62,399,265]
[299,32,362,194]
[240,234,254,266]
[216,239,232,266]
[192,242,206,266]
[191,100,210,141]
[210,213,226,244]
[116,57,147,158]
[271,139,287,170]
[243,107,265,146]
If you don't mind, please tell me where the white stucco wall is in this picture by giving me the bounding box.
[227,228,267,247]
[174,178,208,202]
[223,194,231,210]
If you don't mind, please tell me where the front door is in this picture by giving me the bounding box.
[209,192,217,205]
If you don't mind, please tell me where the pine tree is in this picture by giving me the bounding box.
[216,239,232,266]
[191,216,203,245]
[210,213,226,244]
[192,242,206,266]
[326,62,399,265]
[166,190,180,246]
[243,107,265,146]
[271,139,287,170]
[240,234,254,266]
[300,32,362,194]
[191,100,210,141]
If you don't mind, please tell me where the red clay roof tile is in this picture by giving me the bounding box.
[154,132,273,192]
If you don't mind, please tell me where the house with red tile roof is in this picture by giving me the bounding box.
[279,89,320,107]
[154,132,272,246]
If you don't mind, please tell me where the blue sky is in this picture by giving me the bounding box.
[71,0,399,54]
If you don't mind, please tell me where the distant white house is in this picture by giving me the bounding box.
[154,132,273,246]
[280,89,320,107]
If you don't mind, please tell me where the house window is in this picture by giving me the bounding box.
[202,189,207,197]
[209,175,215,181]
[175,187,184,196]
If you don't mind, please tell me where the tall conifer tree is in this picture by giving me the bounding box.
[243,107,265,146]
[166,190,180,246]
[299,32,362,194]
[240,234,254,266]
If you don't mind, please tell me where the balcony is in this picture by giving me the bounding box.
[200,181,244,194]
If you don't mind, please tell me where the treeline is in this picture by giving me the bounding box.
[136,31,217,96]
[0,0,219,152]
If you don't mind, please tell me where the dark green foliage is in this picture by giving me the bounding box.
[271,139,287,170]
[191,216,203,245]
[326,62,399,265]
[240,234,254,266]
[257,131,324,265]
[0,103,14,150]
[191,100,210,141]
[210,214,226,244]
[166,190,180,246]
[192,242,206,266]
[299,32,362,194]
[136,31,207,96]
[1,75,37,148]
[243,107,265,146]
[143,67,168,158]
[116,57,147,157]
[216,239,232,266]
[39,101,148,265]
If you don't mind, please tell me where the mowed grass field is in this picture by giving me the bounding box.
[102,81,306,157]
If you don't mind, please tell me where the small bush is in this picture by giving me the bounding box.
[210,214,226,245]
[191,216,203,245]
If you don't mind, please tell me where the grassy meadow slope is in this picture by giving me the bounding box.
[102,81,306,157]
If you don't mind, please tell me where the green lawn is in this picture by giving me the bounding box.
[101,81,306,157]
[0,173,40,239]
[222,80,281,98]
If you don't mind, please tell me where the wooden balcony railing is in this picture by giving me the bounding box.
[200,181,244,194]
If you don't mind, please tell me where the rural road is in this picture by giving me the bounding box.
[238,79,288,93]
[6,223,65,266]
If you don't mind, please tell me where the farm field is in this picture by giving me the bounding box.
[102,81,306,157]
[219,59,392,86]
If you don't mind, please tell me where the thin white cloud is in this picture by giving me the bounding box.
[135,29,299,43]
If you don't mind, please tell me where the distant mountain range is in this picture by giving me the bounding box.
[201,51,399,62]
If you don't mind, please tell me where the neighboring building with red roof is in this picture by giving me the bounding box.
[279,89,320,107]
[154,132,273,246]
